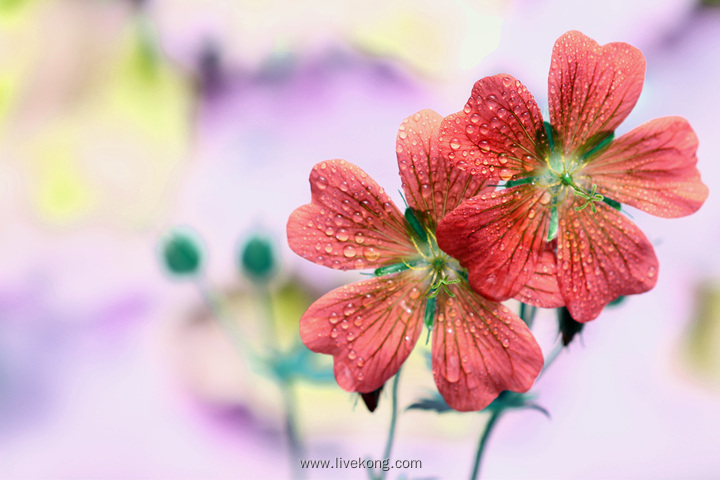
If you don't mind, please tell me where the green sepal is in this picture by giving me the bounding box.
[424,295,436,331]
[406,393,453,414]
[374,262,411,277]
[483,391,550,417]
[547,206,559,242]
[580,131,615,162]
[558,307,584,347]
[505,176,537,188]
[543,121,555,153]
[608,295,626,307]
[602,196,622,211]
[404,208,428,243]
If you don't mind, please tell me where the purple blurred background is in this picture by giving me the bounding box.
[0,0,719,478]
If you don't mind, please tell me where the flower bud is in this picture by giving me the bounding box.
[240,235,276,282]
[160,228,203,277]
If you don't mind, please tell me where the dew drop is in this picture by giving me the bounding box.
[343,302,357,316]
[316,176,328,190]
[450,139,461,150]
[335,229,349,242]
[343,245,357,258]
[364,247,380,261]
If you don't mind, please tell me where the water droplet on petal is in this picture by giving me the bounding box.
[363,247,380,261]
[316,176,328,190]
[343,303,357,316]
[343,245,357,258]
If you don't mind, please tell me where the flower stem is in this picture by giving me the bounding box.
[378,369,402,480]
[281,378,305,480]
[538,340,564,379]
[259,286,306,479]
[519,302,537,328]
[469,410,503,480]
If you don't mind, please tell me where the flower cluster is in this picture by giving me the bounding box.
[287,31,707,411]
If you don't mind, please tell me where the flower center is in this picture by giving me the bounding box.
[373,208,467,296]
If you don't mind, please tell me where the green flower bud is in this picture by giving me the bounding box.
[160,228,203,276]
[240,235,276,281]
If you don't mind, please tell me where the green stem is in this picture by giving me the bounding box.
[259,285,306,480]
[538,341,564,379]
[281,378,305,480]
[518,303,537,329]
[195,278,257,358]
[378,369,402,480]
[469,410,503,480]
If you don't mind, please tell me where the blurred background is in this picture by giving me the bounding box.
[0,0,719,478]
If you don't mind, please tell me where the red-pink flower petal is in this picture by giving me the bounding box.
[557,200,658,322]
[582,116,708,218]
[515,244,564,309]
[287,160,415,270]
[549,31,646,156]
[299,272,427,393]
[397,109,490,225]
[432,286,543,411]
[437,187,551,301]
[438,74,547,181]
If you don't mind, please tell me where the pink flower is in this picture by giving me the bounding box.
[287,110,557,411]
[436,31,708,322]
